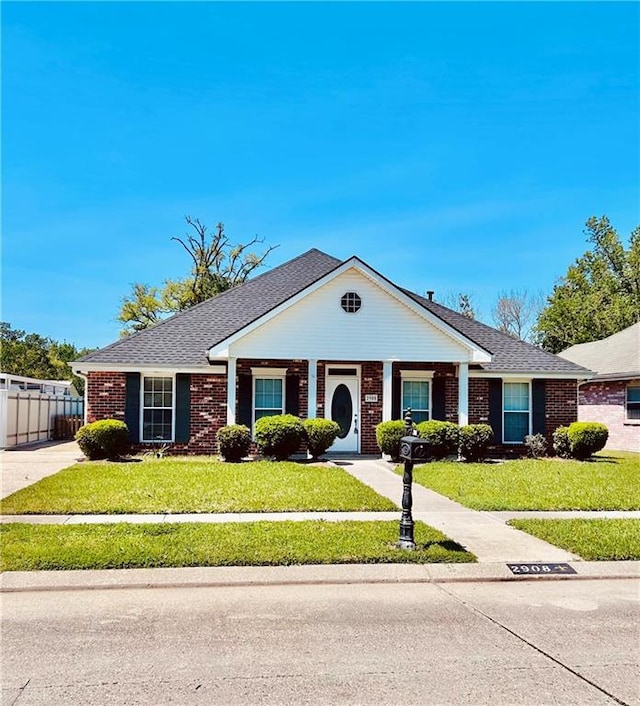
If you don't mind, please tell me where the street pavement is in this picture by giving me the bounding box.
[2,578,638,705]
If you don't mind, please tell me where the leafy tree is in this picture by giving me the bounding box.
[0,323,94,394]
[535,216,640,352]
[118,218,278,334]
[491,289,543,341]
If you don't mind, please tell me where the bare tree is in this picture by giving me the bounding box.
[492,289,544,341]
[437,291,477,319]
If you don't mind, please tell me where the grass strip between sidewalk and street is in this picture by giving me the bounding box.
[0,520,475,571]
[0,459,397,515]
[404,452,639,511]
[508,518,640,561]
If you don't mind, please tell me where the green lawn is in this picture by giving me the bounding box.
[509,518,640,561]
[405,452,640,511]
[0,520,475,571]
[0,459,397,514]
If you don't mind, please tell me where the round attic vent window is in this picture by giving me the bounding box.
[341,292,362,313]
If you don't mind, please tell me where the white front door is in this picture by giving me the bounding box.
[326,374,360,453]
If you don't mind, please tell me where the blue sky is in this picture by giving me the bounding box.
[3,1,638,350]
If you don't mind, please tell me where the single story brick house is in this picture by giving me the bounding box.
[560,323,640,452]
[73,249,591,455]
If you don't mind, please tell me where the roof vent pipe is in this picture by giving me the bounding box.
[426,290,434,301]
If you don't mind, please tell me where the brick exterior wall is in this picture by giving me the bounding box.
[469,378,490,424]
[545,379,579,441]
[87,371,228,455]
[391,362,459,423]
[578,379,640,452]
[86,372,127,423]
[86,369,584,457]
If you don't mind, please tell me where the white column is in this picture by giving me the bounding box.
[383,360,393,421]
[307,359,317,419]
[226,357,236,425]
[458,362,469,427]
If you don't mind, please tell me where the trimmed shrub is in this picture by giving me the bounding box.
[75,424,106,460]
[216,424,251,462]
[254,414,306,461]
[303,418,341,459]
[567,422,609,460]
[76,419,129,460]
[375,420,411,460]
[524,433,548,459]
[458,424,494,462]
[553,426,571,459]
[416,420,460,460]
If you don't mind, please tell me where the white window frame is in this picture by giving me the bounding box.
[626,384,640,422]
[141,374,176,443]
[502,379,532,444]
[400,370,433,423]
[251,367,287,426]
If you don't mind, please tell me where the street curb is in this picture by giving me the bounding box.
[2,561,638,593]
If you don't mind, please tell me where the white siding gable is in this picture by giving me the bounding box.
[228,267,474,362]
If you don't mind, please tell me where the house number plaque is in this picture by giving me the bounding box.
[507,563,576,575]
[365,394,378,403]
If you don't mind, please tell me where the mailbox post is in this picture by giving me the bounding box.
[397,408,431,551]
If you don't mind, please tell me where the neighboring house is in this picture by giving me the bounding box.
[72,249,590,455]
[560,323,640,453]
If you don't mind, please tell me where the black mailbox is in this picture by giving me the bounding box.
[399,436,430,462]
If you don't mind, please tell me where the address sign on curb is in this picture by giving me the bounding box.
[507,563,577,575]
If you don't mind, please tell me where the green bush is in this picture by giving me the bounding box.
[458,424,494,462]
[254,414,306,461]
[567,422,609,460]
[375,420,411,460]
[216,424,251,462]
[552,426,571,459]
[303,418,341,459]
[416,420,460,460]
[76,419,129,460]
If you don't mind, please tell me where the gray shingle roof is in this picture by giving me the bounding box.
[80,248,589,375]
[559,322,640,378]
[402,290,591,373]
[80,249,341,366]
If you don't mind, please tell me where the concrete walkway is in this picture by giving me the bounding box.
[337,459,580,563]
[0,440,83,499]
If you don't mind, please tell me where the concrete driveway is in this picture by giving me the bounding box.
[0,441,83,499]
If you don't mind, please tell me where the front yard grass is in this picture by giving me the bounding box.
[508,518,640,561]
[0,459,397,515]
[0,520,475,571]
[405,452,640,511]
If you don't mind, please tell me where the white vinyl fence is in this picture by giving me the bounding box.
[0,390,84,448]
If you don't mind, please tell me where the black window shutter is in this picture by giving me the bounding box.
[432,377,446,421]
[237,374,252,427]
[532,379,546,436]
[392,375,401,420]
[175,374,191,443]
[488,378,503,441]
[124,373,141,442]
[286,375,299,416]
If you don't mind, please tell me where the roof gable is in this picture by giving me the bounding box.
[214,262,490,362]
